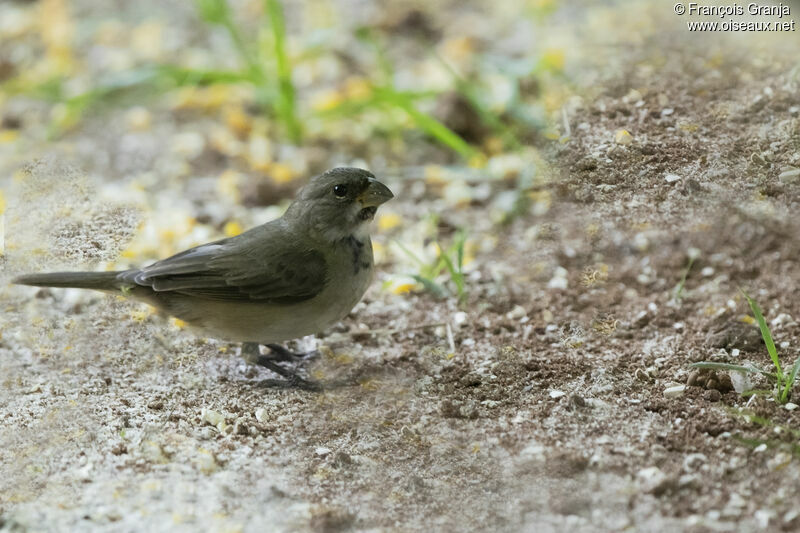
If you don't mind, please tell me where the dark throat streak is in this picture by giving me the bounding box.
[344,235,371,275]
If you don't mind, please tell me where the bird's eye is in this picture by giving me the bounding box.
[333,184,348,197]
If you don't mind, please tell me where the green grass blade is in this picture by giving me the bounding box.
[673,256,695,300]
[410,274,447,299]
[195,0,230,24]
[155,65,258,85]
[741,290,782,379]
[393,240,429,270]
[455,232,465,273]
[689,361,772,377]
[740,389,775,398]
[780,355,800,402]
[265,0,302,143]
[374,88,478,160]
[434,53,523,151]
[194,0,262,79]
[438,246,465,302]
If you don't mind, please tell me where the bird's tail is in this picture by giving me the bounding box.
[12,271,127,291]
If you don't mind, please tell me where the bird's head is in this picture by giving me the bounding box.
[286,167,394,241]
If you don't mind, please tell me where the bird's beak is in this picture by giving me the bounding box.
[357,178,394,207]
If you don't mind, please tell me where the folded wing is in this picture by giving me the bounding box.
[124,223,327,304]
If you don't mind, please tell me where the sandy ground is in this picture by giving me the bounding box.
[3,1,800,532]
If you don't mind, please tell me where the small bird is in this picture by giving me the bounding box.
[13,167,394,390]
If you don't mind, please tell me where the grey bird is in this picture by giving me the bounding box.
[13,167,394,390]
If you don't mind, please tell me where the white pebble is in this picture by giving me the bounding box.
[636,466,667,494]
[453,311,468,326]
[315,447,331,456]
[664,173,681,183]
[779,168,800,184]
[548,276,568,290]
[664,385,686,398]
[701,266,714,277]
[201,408,225,427]
[549,390,566,399]
[506,305,527,320]
[783,403,798,411]
[754,443,768,453]
[255,408,268,423]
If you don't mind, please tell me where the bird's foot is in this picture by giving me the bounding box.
[240,342,321,391]
[264,343,319,363]
[255,355,322,391]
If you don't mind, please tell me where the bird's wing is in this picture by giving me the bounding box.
[128,224,328,303]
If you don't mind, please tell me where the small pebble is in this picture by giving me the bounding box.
[453,311,468,326]
[636,466,671,495]
[703,389,721,402]
[664,173,681,183]
[549,390,566,399]
[779,168,800,184]
[506,305,527,320]
[315,447,331,456]
[664,385,686,398]
[783,403,798,411]
[614,129,633,145]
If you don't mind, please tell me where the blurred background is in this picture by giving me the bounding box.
[2,0,800,531]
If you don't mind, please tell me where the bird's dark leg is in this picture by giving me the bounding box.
[255,356,321,391]
[240,342,321,391]
[264,343,319,362]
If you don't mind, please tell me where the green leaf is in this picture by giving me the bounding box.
[372,88,479,160]
[265,0,302,142]
[741,290,782,380]
[780,355,800,402]
[195,0,230,24]
[410,274,447,299]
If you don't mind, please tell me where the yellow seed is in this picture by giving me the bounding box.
[377,213,402,231]
[0,130,19,143]
[224,106,252,137]
[614,129,633,145]
[540,48,565,72]
[311,90,343,112]
[223,221,243,237]
[269,163,294,184]
[343,77,372,100]
[392,283,416,295]
[468,153,488,169]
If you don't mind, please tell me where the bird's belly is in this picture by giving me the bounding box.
[166,266,373,343]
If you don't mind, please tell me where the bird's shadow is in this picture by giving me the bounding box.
[249,376,360,392]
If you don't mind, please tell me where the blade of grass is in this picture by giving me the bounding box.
[373,88,478,160]
[393,239,430,270]
[410,274,447,299]
[439,246,465,302]
[741,290,782,380]
[673,255,695,300]
[265,0,302,143]
[689,361,773,378]
[194,0,263,80]
[434,53,523,151]
[740,389,776,397]
[155,65,259,86]
[196,0,264,81]
[780,355,800,402]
